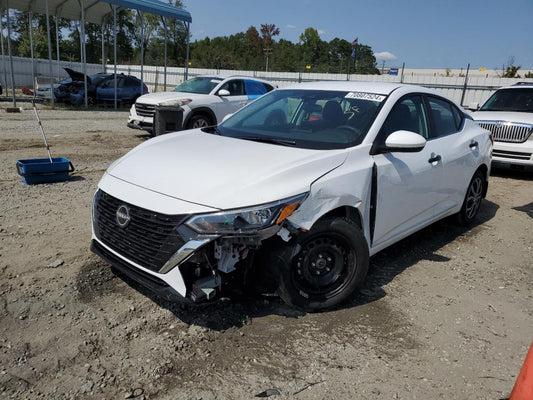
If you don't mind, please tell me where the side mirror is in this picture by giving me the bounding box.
[468,102,480,111]
[222,113,233,123]
[383,130,426,153]
[218,89,230,97]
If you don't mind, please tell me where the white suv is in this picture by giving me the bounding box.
[127,75,276,134]
[471,82,533,168]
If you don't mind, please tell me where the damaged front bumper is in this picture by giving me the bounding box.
[91,189,305,303]
[91,225,280,303]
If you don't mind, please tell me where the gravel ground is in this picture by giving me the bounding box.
[0,104,532,399]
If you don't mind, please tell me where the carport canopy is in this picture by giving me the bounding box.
[0,0,191,107]
[0,0,191,24]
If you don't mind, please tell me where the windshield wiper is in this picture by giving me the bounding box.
[202,126,222,135]
[237,136,296,146]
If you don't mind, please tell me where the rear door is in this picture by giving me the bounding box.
[97,77,122,102]
[425,95,482,216]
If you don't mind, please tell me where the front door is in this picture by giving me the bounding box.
[372,95,446,248]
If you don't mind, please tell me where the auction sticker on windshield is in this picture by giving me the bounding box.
[345,92,386,102]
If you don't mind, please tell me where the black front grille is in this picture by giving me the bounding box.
[93,190,187,272]
[135,103,156,118]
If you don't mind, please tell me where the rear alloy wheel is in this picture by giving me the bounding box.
[186,113,213,129]
[278,218,369,312]
[456,170,485,226]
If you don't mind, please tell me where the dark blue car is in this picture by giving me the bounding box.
[54,68,148,105]
[96,75,149,105]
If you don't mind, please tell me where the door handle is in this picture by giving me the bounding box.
[428,155,441,164]
[469,141,478,149]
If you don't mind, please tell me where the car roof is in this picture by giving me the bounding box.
[193,75,274,84]
[497,82,533,90]
[281,80,435,96]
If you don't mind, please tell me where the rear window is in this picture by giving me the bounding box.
[245,80,273,99]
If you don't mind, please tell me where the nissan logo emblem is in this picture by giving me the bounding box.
[116,205,131,228]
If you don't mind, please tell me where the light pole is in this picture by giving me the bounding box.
[263,48,272,72]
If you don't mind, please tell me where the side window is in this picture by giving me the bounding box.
[451,103,464,130]
[219,79,245,96]
[244,80,274,99]
[379,95,429,139]
[427,97,460,138]
[125,78,139,87]
[101,78,115,89]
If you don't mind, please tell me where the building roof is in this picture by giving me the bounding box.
[0,0,191,24]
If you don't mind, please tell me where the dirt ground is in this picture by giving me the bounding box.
[0,104,532,400]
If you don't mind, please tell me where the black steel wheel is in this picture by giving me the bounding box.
[456,169,485,226]
[278,218,369,312]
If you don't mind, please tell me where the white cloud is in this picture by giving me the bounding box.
[374,51,397,62]
[286,24,296,29]
[318,29,325,35]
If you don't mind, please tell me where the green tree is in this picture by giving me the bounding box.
[12,12,69,60]
[327,38,352,74]
[244,26,263,70]
[270,38,300,72]
[299,27,328,72]
[354,44,379,74]
[153,0,188,67]
[503,65,521,78]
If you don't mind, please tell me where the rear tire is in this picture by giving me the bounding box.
[456,169,485,226]
[278,218,369,312]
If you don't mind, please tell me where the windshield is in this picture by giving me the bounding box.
[216,89,385,150]
[480,88,533,112]
[173,77,223,94]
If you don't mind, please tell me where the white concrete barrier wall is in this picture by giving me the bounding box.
[1,56,532,106]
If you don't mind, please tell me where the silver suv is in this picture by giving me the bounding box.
[471,82,533,168]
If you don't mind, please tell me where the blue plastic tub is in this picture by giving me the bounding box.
[16,157,74,185]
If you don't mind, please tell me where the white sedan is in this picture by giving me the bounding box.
[92,81,492,312]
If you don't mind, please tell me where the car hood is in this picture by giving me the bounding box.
[135,91,211,106]
[64,67,91,84]
[471,110,533,125]
[106,131,348,210]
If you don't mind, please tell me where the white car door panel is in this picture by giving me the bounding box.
[214,79,249,120]
[426,96,481,217]
[434,131,479,215]
[372,141,444,247]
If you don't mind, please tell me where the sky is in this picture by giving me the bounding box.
[181,0,533,70]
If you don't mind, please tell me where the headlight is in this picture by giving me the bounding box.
[185,193,307,234]
[158,98,192,107]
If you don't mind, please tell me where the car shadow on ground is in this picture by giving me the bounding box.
[113,268,303,330]
[135,133,153,141]
[111,198,499,331]
[344,198,499,310]
[491,165,533,181]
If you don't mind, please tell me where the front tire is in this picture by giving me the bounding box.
[456,169,485,226]
[278,218,369,312]
[186,113,213,129]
